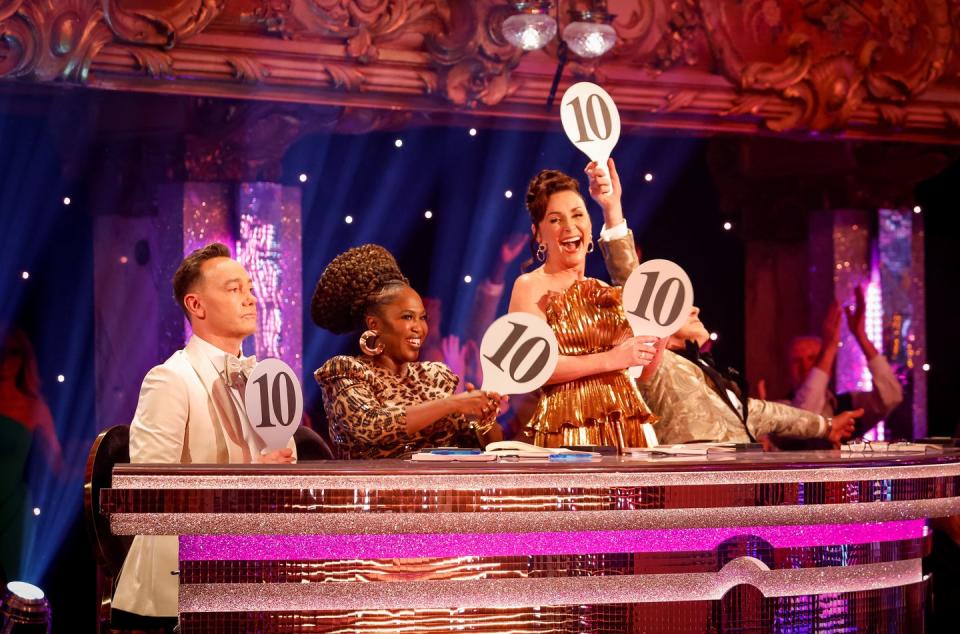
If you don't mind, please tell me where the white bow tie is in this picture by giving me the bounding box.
[225,355,257,388]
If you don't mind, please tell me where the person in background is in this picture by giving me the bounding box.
[422,232,528,391]
[0,326,60,584]
[636,306,862,446]
[787,287,903,434]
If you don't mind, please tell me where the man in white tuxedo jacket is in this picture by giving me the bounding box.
[111,243,296,627]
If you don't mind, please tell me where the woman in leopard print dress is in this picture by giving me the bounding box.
[312,245,503,459]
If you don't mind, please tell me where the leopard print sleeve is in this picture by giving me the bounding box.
[315,356,412,457]
[421,361,496,437]
[422,361,459,395]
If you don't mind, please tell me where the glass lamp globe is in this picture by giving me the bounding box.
[562,21,616,58]
[502,11,557,51]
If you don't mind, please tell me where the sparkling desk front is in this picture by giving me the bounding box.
[102,451,960,632]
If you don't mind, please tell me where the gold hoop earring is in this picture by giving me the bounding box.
[586,239,595,254]
[359,330,383,356]
[536,242,546,262]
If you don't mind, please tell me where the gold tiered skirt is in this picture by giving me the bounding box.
[526,369,658,449]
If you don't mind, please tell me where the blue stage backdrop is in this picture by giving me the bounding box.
[1,96,96,585]
[289,127,736,422]
[2,93,748,589]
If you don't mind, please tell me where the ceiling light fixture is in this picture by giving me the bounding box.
[501,2,557,51]
[562,4,616,58]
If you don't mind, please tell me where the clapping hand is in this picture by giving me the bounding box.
[465,382,509,418]
[845,286,867,338]
[821,300,843,348]
[449,384,505,419]
[441,334,468,384]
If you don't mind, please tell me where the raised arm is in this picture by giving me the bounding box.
[587,158,639,286]
[844,287,904,424]
[792,301,842,413]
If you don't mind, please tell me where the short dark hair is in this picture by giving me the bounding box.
[172,243,232,318]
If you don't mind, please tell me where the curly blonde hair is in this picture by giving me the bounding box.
[310,244,409,334]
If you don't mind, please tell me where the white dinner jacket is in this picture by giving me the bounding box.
[112,335,295,617]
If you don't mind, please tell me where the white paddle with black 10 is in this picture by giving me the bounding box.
[560,81,621,179]
[479,312,559,396]
[244,358,303,451]
[621,260,695,379]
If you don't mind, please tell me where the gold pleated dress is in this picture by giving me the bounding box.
[525,278,658,449]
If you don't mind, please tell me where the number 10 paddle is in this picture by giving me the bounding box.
[621,260,695,379]
[560,81,621,179]
[244,358,303,451]
[479,312,559,395]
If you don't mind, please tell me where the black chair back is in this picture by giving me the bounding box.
[83,425,133,632]
[294,426,335,460]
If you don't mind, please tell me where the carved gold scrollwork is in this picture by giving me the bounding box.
[0,0,25,23]
[429,1,521,108]
[613,0,707,72]
[102,0,224,48]
[123,46,174,78]
[265,0,442,63]
[699,0,952,132]
[1,0,223,81]
[226,55,271,84]
[0,0,112,81]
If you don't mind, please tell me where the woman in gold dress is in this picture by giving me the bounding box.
[508,160,659,449]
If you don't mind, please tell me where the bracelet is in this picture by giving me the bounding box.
[471,418,499,435]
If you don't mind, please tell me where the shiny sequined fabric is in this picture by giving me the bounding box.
[315,356,488,459]
[525,279,656,449]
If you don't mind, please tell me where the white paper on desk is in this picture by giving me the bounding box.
[625,453,737,463]
[484,440,600,458]
[410,453,499,462]
[626,444,735,456]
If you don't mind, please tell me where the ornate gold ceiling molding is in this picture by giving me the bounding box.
[3,0,960,142]
[0,0,222,80]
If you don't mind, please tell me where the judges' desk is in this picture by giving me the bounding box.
[101,451,960,632]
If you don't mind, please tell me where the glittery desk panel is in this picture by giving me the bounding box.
[101,476,960,518]
[178,558,920,609]
[177,535,925,585]
[177,581,927,634]
[175,524,925,613]
[101,458,951,630]
[105,457,960,535]
[178,521,924,561]
[109,452,960,488]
